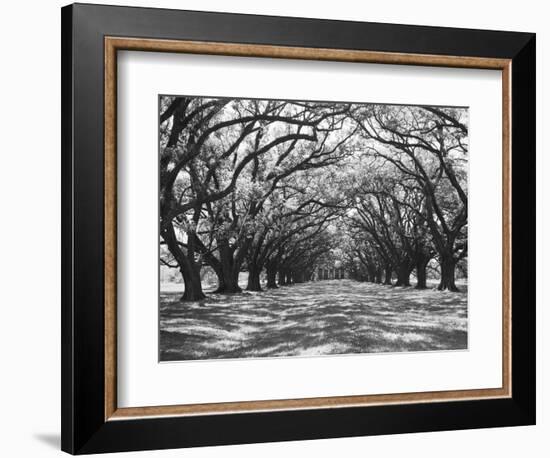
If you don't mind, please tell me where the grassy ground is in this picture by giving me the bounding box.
[159,279,467,361]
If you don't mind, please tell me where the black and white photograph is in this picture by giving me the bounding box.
[159,95,468,362]
[0,0,542,456]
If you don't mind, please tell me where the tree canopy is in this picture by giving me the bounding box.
[159,96,468,300]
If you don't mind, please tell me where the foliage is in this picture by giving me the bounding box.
[159,97,469,299]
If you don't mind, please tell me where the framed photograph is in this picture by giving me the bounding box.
[61,3,536,454]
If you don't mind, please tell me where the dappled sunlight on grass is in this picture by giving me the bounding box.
[160,279,467,361]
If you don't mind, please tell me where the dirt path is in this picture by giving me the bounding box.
[160,279,467,361]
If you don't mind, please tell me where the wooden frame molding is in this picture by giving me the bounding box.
[104,36,512,421]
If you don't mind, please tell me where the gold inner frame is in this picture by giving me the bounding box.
[104,36,512,421]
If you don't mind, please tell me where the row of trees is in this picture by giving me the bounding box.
[344,105,468,291]
[159,97,353,300]
[159,97,468,300]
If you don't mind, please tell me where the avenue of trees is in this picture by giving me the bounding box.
[159,96,468,301]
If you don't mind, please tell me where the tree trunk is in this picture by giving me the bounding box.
[438,256,459,292]
[383,265,393,285]
[161,222,205,301]
[266,265,278,288]
[366,265,376,282]
[415,259,429,289]
[210,262,225,293]
[394,262,412,287]
[278,269,287,286]
[215,242,242,293]
[246,264,262,291]
[180,264,206,301]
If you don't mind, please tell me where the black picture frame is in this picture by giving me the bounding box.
[61,3,535,454]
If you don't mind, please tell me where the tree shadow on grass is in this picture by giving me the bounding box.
[160,279,468,361]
